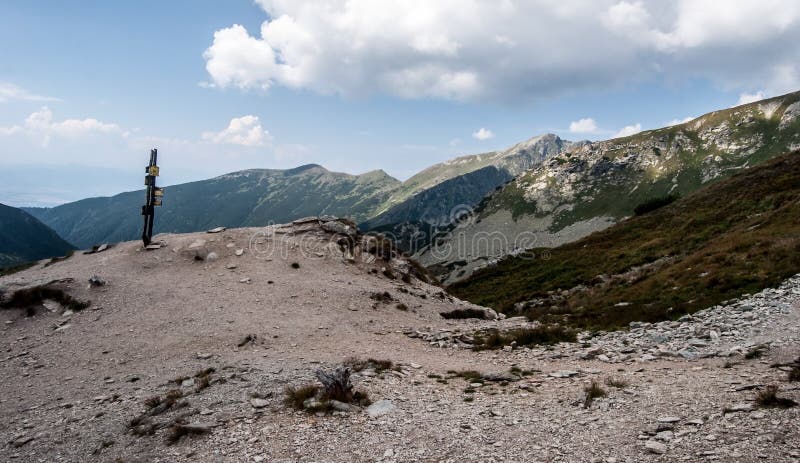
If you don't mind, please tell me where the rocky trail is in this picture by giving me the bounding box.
[1,218,798,462]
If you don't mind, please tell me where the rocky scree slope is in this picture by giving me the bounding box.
[2,219,799,461]
[449,150,800,330]
[420,90,800,284]
[26,164,400,249]
[0,203,74,268]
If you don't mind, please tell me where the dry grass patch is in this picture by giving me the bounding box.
[583,380,607,408]
[755,385,798,408]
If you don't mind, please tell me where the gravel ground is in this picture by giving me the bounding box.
[1,222,798,462]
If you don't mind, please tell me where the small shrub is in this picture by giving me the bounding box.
[290,262,300,269]
[1,285,90,316]
[345,357,395,373]
[284,385,320,410]
[756,384,798,408]
[463,396,474,402]
[473,325,577,350]
[449,370,482,381]
[440,308,487,320]
[396,303,409,311]
[369,291,394,303]
[382,268,397,279]
[583,380,607,408]
[165,422,211,445]
[745,346,767,359]
[605,377,629,389]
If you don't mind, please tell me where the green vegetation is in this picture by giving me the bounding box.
[473,325,577,350]
[0,203,75,267]
[449,151,800,331]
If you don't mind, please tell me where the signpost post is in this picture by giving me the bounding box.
[141,148,162,246]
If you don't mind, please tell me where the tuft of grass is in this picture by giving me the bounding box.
[440,308,487,320]
[583,380,607,408]
[745,346,767,359]
[345,357,395,373]
[755,384,798,408]
[605,377,630,389]
[1,285,89,316]
[449,370,483,381]
[165,422,211,445]
[473,325,577,350]
[369,291,394,303]
[284,384,320,410]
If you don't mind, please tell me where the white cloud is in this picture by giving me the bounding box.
[0,106,121,146]
[613,123,642,138]
[737,91,766,105]
[569,118,599,134]
[203,1,800,102]
[666,116,695,126]
[472,128,494,141]
[201,115,273,147]
[0,82,61,103]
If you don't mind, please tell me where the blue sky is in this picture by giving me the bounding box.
[1,0,799,206]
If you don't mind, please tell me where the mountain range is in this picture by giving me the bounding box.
[15,90,800,281]
[0,203,74,268]
[25,134,569,249]
[417,90,800,283]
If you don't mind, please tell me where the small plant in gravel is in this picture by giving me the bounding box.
[583,380,607,408]
[369,291,394,303]
[165,420,211,445]
[285,366,372,414]
[448,370,483,382]
[789,365,800,382]
[284,384,320,410]
[745,345,768,359]
[605,377,630,389]
[396,303,409,311]
[755,385,798,408]
[345,357,396,373]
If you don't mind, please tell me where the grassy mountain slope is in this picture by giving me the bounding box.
[420,90,800,283]
[0,203,74,267]
[27,164,400,249]
[372,134,570,217]
[449,150,800,330]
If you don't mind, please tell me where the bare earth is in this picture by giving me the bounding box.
[1,221,798,462]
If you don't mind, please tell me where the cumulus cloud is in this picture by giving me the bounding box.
[569,118,599,134]
[666,116,696,126]
[0,82,61,103]
[203,1,800,102]
[202,115,273,147]
[737,91,766,105]
[613,123,642,138]
[472,128,494,140]
[0,106,121,146]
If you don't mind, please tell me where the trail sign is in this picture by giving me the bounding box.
[141,148,162,245]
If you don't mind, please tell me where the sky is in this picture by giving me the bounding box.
[1,0,799,207]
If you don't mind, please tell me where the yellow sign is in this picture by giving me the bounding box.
[154,188,164,197]
[148,166,160,176]
[153,198,163,206]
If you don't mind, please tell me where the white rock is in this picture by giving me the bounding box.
[366,399,396,418]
